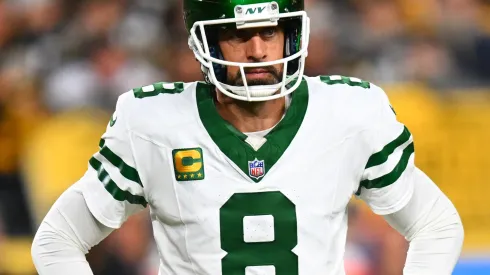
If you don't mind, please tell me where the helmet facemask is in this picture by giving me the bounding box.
[188,1,310,102]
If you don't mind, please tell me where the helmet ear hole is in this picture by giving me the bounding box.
[284,21,301,75]
[191,27,228,84]
[209,45,227,82]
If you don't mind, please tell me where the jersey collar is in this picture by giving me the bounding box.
[196,78,309,182]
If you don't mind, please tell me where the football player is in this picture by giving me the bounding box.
[32,0,464,274]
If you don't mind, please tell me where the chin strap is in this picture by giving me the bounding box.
[219,73,297,98]
[220,82,283,97]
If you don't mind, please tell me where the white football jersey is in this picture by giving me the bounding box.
[80,75,415,275]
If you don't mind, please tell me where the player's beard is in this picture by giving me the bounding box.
[227,66,283,86]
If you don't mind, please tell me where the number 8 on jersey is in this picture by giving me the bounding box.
[220,191,298,275]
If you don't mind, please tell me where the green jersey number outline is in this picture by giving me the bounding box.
[220,191,298,275]
[132,82,185,98]
[320,75,371,89]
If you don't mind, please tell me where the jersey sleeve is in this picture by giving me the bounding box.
[80,92,147,228]
[357,86,415,215]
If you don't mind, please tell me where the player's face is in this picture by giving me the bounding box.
[218,26,285,87]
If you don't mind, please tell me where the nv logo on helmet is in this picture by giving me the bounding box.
[246,6,266,15]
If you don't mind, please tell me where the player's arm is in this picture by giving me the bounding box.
[357,86,464,275]
[31,92,147,275]
[31,183,113,275]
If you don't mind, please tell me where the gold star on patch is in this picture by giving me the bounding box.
[197,173,202,178]
[183,174,188,179]
[190,174,195,178]
[178,175,181,179]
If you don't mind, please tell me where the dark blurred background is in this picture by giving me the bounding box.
[0,0,489,274]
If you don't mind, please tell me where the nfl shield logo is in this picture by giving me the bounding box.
[248,159,265,180]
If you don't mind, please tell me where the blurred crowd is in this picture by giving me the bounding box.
[1,0,490,274]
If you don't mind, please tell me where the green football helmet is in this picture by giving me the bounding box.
[184,0,310,101]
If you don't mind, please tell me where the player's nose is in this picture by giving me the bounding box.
[246,35,267,62]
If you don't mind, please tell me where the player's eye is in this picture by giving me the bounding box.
[222,28,248,42]
[260,27,277,38]
[220,27,277,43]
[234,30,248,40]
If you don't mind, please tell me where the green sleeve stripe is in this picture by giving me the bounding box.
[98,139,142,186]
[361,142,414,189]
[389,105,397,115]
[89,157,147,207]
[99,138,105,148]
[365,126,411,168]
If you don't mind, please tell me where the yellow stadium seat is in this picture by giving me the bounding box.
[22,109,109,226]
[384,83,445,178]
[381,84,490,251]
[0,237,35,274]
[438,91,490,250]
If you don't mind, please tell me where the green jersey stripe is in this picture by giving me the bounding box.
[365,126,411,168]
[98,139,142,186]
[89,157,147,207]
[360,142,414,189]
